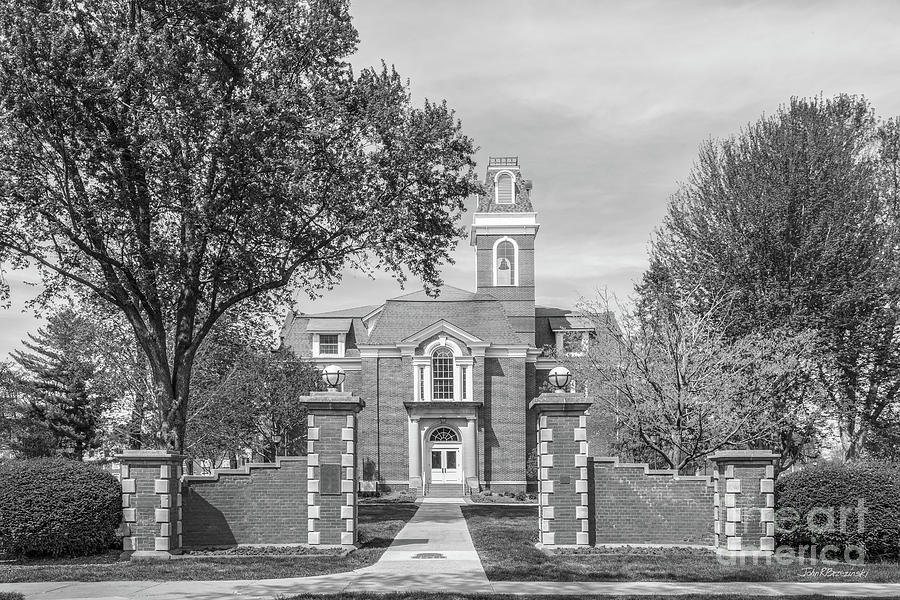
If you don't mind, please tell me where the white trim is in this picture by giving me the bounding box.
[485,345,530,358]
[309,357,362,371]
[472,212,538,227]
[492,237,519,287]
[358,346,402,358]
[493,169,517,204]
[429,345,456,401]
[313,332,346,358]
[424,336,464,357]
[399,320,487,347]
[362,305,385,335]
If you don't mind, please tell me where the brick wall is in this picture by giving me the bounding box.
[525,362,539,491]
[591,457,714,546]
[356,356,411,488]
[182,457,307,547]
[484,357,526,489]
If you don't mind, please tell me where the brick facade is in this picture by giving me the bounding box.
[278,158,595,498]
[591,457,714,546]
[483,357,526,487]
[182,457,308,546]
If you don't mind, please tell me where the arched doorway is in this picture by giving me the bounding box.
[428,425,461,484]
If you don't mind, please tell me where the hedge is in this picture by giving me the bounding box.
[775,461,900,561]
[0,458,121,557]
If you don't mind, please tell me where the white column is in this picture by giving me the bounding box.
[466,366,474,401]
[408,418,422,490]
[463,417,477,487]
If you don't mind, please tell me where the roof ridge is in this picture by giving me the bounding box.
[389,284,476,302]
[299,304,381,318]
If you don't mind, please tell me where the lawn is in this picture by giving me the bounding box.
[0,503,418,583]
[461,505,900,583]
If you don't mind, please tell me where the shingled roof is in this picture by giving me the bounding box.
[366,286,523,346]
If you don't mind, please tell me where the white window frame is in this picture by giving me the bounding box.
[492,236,519,287]
[555,330,589,357]
[493,170,516,204]
[313,332,346,357]
[413,337,474,402]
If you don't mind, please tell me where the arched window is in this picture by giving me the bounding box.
[496,240,516,286]
[431,347,454,400]
[495,172,514,204]
[429,426,459,442]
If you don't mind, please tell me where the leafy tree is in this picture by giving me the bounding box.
[642,95,900,460]
[12,309,112,460]
[187,346,323,468]
[575,291,825,472]
[0,0,480,452]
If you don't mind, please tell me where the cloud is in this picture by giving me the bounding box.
[4,0,900,355]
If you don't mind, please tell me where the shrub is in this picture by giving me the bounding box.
[775,461,900,561]
[0,593,25,600]
[0,458,122,557]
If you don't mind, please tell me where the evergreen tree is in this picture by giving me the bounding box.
[12,309,111,460]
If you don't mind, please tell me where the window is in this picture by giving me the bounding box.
[561,331,588,356]
[418,366,425,402]
[460,367,467,400]
[430,426,459,442]
[495,172,514,204]
[319,334,339,355]
[496,240,515,286]
[431,347,454,400]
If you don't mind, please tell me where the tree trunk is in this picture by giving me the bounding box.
[127,389,146,449]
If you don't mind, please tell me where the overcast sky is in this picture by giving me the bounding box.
[3,0,900,358]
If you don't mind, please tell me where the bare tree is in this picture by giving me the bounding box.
[575,290,824,472]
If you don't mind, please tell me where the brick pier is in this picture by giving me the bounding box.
[529,392,592,548]
[298,391,365,547]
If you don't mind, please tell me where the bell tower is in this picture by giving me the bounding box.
[470,156,539,346]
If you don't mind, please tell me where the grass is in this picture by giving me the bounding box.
[0,503,418,583]
[461,505,900,583]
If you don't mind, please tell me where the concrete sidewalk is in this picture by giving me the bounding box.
[4,497,900,598]
[351,496,490,592]
[8,576,900,599]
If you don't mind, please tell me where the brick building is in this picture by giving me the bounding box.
[281,157,596,495]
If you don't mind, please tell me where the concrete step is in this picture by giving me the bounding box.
[426,483,465,498]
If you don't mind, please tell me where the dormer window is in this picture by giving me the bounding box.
[494,238,517,286]
[495,171,515,204]
[318,334,339,355]
[307,318,349,357]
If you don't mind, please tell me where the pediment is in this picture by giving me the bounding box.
[398,319,486,347]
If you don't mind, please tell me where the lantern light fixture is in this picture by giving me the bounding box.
[322,364,346,390]
[548,366,572,393]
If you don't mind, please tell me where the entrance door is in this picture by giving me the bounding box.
[430,447,460,483]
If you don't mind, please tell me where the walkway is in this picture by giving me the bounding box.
[352,497,490,592]
[5,498,900,598]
